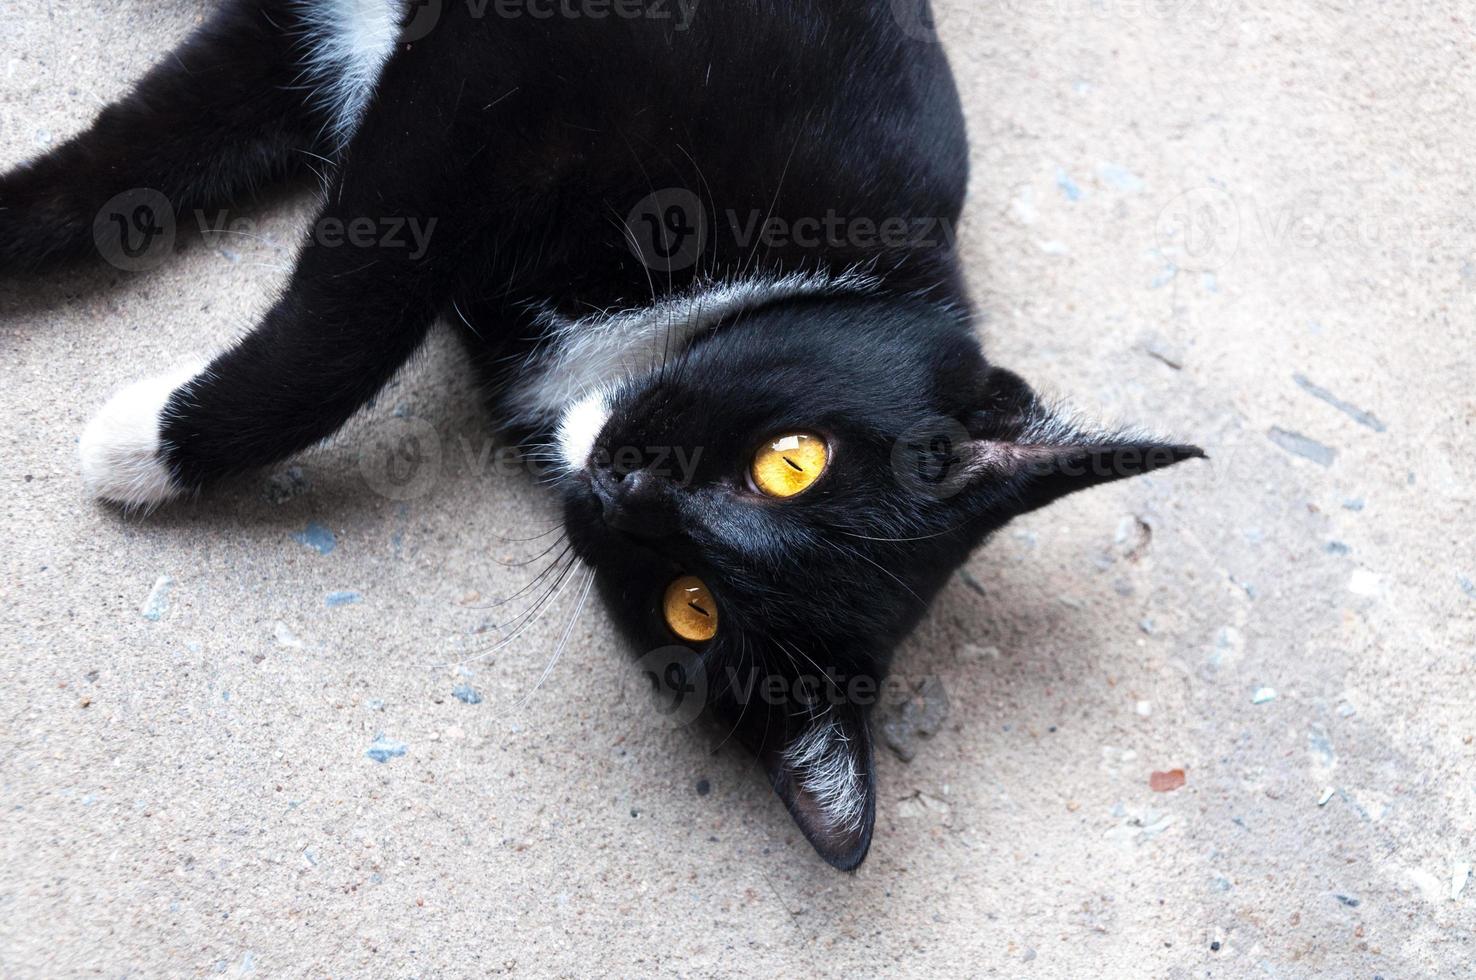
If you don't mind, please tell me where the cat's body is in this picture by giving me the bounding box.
[0,0,1201,869]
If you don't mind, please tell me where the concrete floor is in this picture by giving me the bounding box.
[3,1,1473,975]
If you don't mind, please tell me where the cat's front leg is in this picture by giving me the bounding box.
[78,191,469,510]
[72,10,528,509]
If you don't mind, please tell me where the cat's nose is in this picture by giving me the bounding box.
[592,466,679,538]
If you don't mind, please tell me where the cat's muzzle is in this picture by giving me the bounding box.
[589,464,680,539]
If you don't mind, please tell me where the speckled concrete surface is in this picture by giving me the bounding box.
[3,1,1474,976]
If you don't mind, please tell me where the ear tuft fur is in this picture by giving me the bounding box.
[765,708,877,871]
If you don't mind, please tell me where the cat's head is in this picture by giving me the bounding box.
[557,293,1201,869]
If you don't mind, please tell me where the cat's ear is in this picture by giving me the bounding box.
[961,367,1205,515]
[763,704,877,871]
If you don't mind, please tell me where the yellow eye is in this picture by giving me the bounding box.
[663,575,718,643]
[751,432,829,498]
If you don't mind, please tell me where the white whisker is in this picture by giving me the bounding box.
[515,568,596,707]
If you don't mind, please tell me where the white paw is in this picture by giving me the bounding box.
[79,362,205,509]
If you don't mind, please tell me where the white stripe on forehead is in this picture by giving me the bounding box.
[510,270,878,460]
[510,270,877,427]
[554,386,614,473]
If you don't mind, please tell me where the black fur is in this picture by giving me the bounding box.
[0,0,1202,869]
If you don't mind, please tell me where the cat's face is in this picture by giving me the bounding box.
[558,296,1201,869]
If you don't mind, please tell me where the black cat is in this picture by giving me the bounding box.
[0,0,1202,869]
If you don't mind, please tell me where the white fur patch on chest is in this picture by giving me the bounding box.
[295,0,403,147]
